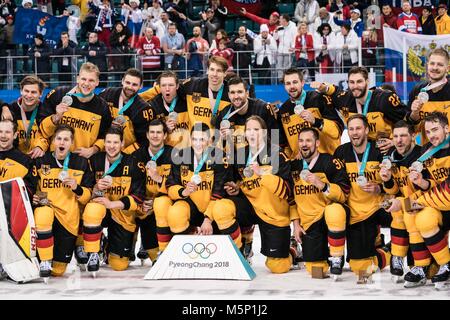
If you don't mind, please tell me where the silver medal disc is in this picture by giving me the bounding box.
[93,189,105,198]
[418,91,429,103]
[61,95,73,106]
[113,115,127,126]
[356,175,368,186]
[103,175,113,184]
[146,160,157,170]
[410,161,423,173]
[294,104,304,115]
[168,111,178,121]
[243,167,254,178]
[58,170,69,181]
[220,119,231,129]
[381,158,392,169]
[300,169,310,180]
[191,174,202,185]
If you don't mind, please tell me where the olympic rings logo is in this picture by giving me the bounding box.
[182,242,217,259]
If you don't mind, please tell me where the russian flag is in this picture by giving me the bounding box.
[383,27,450,82]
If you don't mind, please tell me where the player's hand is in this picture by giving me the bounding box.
[410,99,423,120]
[250,162,262,176]
[182,181,198,197]
[74,146,98,158]
[379,166,392,182]
[1,106,13,121]
[32,194,40,206]
[142,199,154,213]
[360,182,381,194]
[166,118,177,133]
[377,138,393,155]
[92,196,113,209]
[28,146,45,159]
[299,110,315,124]
[63,177,78,190]
[96,178,112,190]
[408,170,424,186]
[146,166,162,183]
[310,81,328,93]
[56,102,70,117]
[293,219,306,244]
[224,181,239,196]
[219,127,232,139]
[200,217,213,235]
[385,198,402,213]
[304,172,325,190]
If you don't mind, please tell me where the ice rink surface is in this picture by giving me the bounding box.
[1,227,450,300]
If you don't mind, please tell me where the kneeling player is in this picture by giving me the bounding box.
[83,127,146,274]
[291,127,350,279]
[33,125,93,282]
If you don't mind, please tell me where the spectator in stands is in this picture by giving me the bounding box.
[397,1,422,34]
[162,1,188,38]
[110,21,132,80]
[136,26,161,85]
[36,0,52,14]
[185,25,209,77]
[273,14,297,79]
[210,0,227,29]
[65,7,81,45]
[253,24,277,84]
[435,3,450,35]
[230,25,253,80]
[73,0,90,26]
[21,0,32,9]
[420,6,436,35]
[121,0,143,48]
[326,0,350,20]
[80,31,108,86]
[313,22,334,74]
[53,31,77,86]
[361,29,377,68]
[79,0,98,42]
[332,24,358,73]
[295,0,320,34]
[4,15,14,54]
[161,22,186,76]
[141,0,164,35]
[333,8,364,37]
[0,0,16,20]
[180,7,220,44]
[28,33,50,82]
[313,7,340,34]
[89,0,114,49]
[376,3,397,45]
[209,29,227,52]
[238,8,280,35]
[149,10,171,40]
[211,38,234,71]
[293,22,315,80]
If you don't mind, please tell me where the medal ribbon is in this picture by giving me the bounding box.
[208,85,224,117]
[353,142,371,177]
[417,135,450,163]
[103,154,123,178]
[118,95,136,115]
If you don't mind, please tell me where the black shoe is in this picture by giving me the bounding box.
[75,246,89,265]
[404,266,427,288]
[329,256,344,275]
[390,256,404,277]
[87,253,100,272]
[137,247,149,260]
[240,240,254,262]
[431,262,450,284]
[39,260,52,278]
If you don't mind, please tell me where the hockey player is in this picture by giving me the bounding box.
[99,68,154,154]
[406,48,450,145]
[38,62,113,159]
[379,120,425,285]
[224,115,294,273]
[312,66,407,155]
[291,127,350,279]
[333,114,391,279]
[82,126,146,274]
[279,68,342,158]
[32,125,93,282]
[164,123,242,248]
[148,71,190,149]
[140,55,231,130]
[133,119,173,260]
[2,75,48,158]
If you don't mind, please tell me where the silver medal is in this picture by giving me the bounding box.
[58,170,69,181]
[381,158,392,169]
[300,169,310,180]
[356,175,368,186]
[113,115,127,127]
[243,166,254,178]
[380,199,392,210]
[36,191,49,206]
[191,174,202,185]
[220,119,231,129]
[410,161,423,173]
[418,91,429,103]
[103,175,113,185]
[294,104,304,115]
[146,160,157,170]
[93,189,105,198]
[168,111,178,121]
[61,95,73,106]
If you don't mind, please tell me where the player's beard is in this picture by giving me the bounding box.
[300,145,315,160]
[351,85,367,99]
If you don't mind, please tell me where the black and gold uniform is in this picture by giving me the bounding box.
[99,87,154,153]
[82,152,145,271]
[382,145,428,264]
[227,144,293,274]
[133,145,173,254]
[213,98,278,150]
[140,78,230,129]
[406,81,450,145]
[165,147,241,246]
[149,94,190,148]
[290,153,350,274]
[33,152,93,276]
[333,142,391,275]
[278,91,343,158]
[325,86,407,140]
[8,100,49,154]
[408,142,450,268]
[38,87,112,151]
[0,148,36,194]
